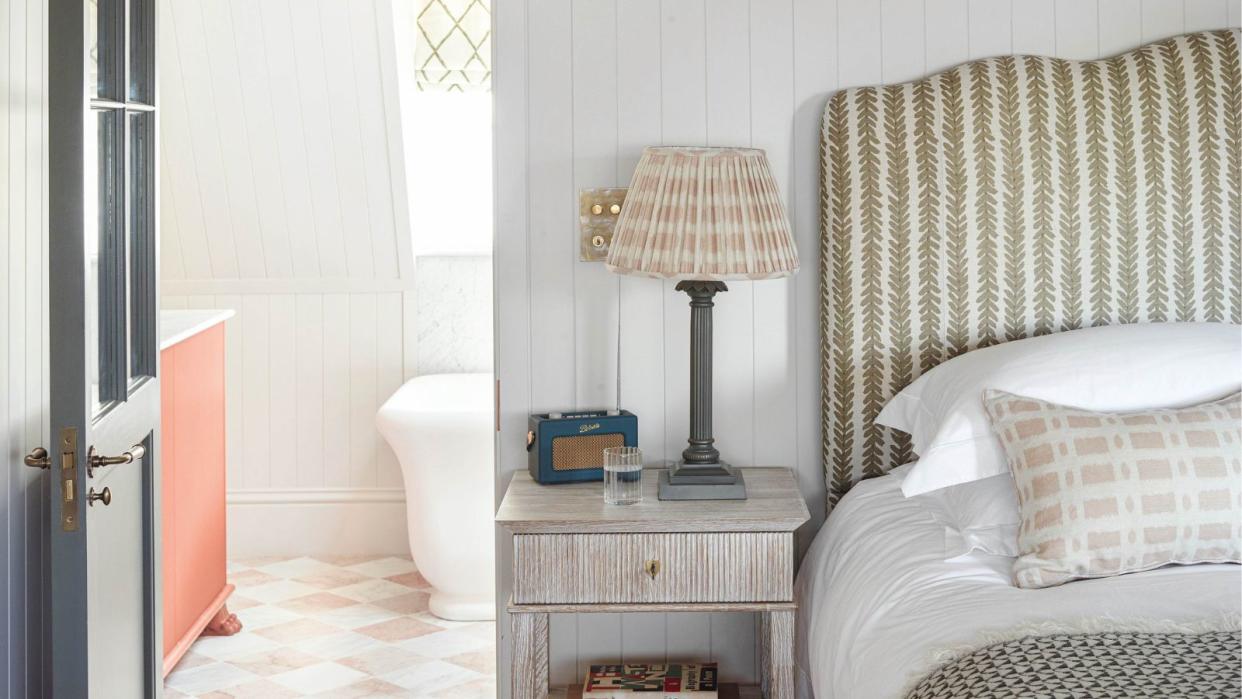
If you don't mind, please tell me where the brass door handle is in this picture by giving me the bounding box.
[644,559,660,580]
[24,447,50,469]
[87,443,146,477]
[88,487,111,507]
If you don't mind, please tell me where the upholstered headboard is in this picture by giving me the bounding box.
[820,29,1241,511]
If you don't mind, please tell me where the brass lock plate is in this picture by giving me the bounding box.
[60,427,79,531]
[579,188,628,262]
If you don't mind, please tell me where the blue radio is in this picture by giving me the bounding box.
[526,410,638,484]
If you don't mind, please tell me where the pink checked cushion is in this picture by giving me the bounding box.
[983,389,1241,588]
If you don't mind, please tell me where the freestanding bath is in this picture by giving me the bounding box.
[376,373,495,621]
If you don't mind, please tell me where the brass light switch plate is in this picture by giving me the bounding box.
[579,188,628,261]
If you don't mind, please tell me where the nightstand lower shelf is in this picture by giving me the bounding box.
[510,602,794,699]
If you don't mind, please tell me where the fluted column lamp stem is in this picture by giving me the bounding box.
[676,280,727,465]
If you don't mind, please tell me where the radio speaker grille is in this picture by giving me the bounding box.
[551,433,624,471]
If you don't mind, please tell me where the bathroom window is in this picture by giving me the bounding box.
[402,0,492,256]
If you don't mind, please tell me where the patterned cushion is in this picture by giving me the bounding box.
[984,389,1242,588]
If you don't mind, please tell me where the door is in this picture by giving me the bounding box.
[46,0,162,694]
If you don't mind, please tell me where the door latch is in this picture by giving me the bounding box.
[60,427,79,531]
[24,447,50,469]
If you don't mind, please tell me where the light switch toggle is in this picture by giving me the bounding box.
[579,188,628,262]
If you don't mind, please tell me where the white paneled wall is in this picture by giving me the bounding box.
[493,0,1238,690]
[158,0,421,555]
[2,0,50,694]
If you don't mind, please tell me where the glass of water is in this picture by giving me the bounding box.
[603,446,643,505]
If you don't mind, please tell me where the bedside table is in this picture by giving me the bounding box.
[495,467,810,699]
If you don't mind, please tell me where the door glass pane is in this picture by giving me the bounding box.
[93,109,127,413]
[128,112,155,383]
[128,0,153,103]
[89,0,123,100]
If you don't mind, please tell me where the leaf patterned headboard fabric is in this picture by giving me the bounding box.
[820,30,1241,512]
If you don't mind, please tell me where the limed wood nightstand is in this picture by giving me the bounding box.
[496,467,810,699]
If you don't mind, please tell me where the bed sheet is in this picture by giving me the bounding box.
[794,469,1241,699]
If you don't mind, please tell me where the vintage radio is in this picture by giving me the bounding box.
[527,410,638,484]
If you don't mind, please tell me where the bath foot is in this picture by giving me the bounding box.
[204,606,242,636]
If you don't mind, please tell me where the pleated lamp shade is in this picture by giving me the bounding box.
[605,146,798,281]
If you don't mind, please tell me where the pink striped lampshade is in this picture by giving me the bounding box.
[605,146,798,281]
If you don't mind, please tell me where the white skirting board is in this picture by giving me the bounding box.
[226,489,410,558]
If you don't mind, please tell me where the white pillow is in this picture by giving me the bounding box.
[879,322,1242,496]
[913,474,1020,559]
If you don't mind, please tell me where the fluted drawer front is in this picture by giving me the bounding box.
[512,532,792,604]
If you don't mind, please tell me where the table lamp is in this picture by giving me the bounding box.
[606,146,798,500]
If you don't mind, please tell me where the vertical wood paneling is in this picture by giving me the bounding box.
[1099,0,1143,56]
[706,0,755,472]
[169,0,242,278]
[267,296,298,486]
[215,294,246,490]
[227,0,294,278]
[572,1,620,412]
[348,295,378,487]
[2,0,50,693]
[240,296,272,487]
[295,295,325,487]
[616,0,666,466]
[968,0,1012,59]
[925,0,969,73]
[351,0,402,281]
[1012,1,1055,56]
[1055,0,1100,59]
[321,293,352,488]
[291,0,350,279]
[493,0,532,684]
[882,0,927,83]
[375,292,404,488]
[659,0,707,476]
[198,0,267,279]
[319,0,375,280]
[497,0,1240,690]
[1184,0,1230,31]
[1142,0,1185,42]
[255,0,322,276]
[791,0,838,549]
[159,1,214,280]
[527,0,576,415]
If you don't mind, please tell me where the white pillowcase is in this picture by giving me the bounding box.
[879,322,1242,496]
[888,463,1021,558]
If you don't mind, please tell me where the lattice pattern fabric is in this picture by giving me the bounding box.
[985,390,1242,588]
[415,0,490,92]
[820,30,1242,513]
[907,631,1242,698]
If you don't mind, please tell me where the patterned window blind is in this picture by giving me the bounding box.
[415,0,491,92]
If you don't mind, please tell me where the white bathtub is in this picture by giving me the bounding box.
[376,373,495,621]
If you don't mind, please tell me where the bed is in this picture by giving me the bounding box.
[799,29,1241,698]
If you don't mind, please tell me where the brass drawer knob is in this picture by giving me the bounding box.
[644,559,660,580]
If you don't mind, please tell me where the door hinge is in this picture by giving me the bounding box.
[60,427,79,532]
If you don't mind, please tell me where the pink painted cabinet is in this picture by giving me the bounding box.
[160,319,234,676]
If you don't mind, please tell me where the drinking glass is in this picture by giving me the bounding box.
[603,446,643,505]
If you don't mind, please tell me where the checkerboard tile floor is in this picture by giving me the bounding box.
[164,556,495,698]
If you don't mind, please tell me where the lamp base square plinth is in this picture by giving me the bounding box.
[658,466,747,500]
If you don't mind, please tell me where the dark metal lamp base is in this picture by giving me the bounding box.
[658,463,748,500]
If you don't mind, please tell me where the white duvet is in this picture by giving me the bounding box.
[794,469,1241,699]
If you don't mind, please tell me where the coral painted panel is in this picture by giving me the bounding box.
[160,323,230,674]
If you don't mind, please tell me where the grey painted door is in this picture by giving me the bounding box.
[48,0,162,695]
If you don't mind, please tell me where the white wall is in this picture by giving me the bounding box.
[157,0,424,556]
[493,0,1240,690]
[1,0,50,693]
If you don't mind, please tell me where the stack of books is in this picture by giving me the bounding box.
[582,664,719,698]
